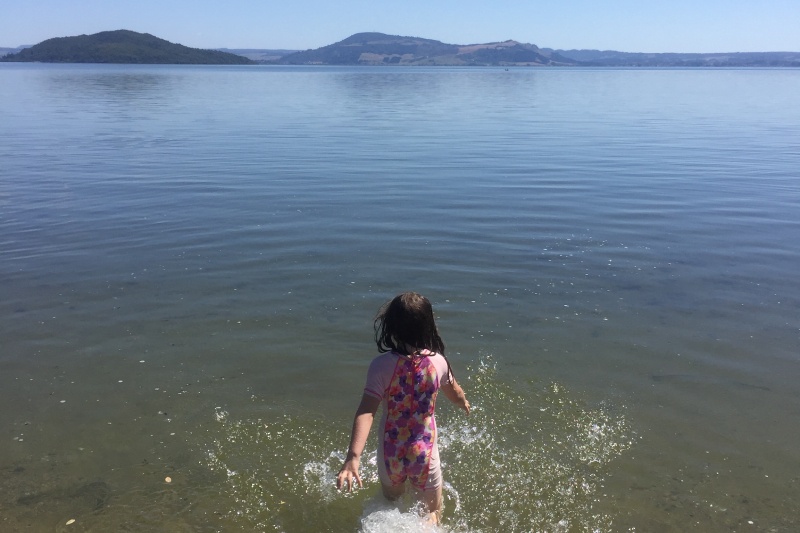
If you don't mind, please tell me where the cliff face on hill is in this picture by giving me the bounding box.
[0,30,254,64]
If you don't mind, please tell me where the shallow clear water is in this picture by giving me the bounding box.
[1,64,799,532]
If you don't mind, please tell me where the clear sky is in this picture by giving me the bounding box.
[2,0,799,52]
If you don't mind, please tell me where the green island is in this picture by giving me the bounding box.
[0,30,253,65]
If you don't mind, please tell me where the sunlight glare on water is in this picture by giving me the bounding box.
[205,359,633,532]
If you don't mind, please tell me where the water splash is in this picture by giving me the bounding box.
[205,359,634,531]
[437,359,634,531]
[358,496,446,533]
[206,407,366,531]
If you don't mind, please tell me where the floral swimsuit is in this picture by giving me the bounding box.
[364,350,450,491]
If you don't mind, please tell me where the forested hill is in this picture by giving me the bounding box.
[278,32,575,66]
[0,30,254,64]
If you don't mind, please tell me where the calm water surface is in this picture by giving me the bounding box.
[1,64,799,532]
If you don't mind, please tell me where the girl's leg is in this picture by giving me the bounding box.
[382,480,442,524]
[381,480,405,501]
[419,485,443,525]
[377,444,405,501]
[418,444,443,523]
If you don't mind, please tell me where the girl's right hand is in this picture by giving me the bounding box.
[336,458,362,492]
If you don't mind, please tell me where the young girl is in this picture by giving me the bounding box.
[336,292,470,523]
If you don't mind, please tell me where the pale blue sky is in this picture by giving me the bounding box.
[2,0,799,52]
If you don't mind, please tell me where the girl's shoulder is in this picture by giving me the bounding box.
[371,351,399,363]
[420,351,451,383]
[368,351,401,372]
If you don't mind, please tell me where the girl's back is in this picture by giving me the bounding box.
[365,350,450,488]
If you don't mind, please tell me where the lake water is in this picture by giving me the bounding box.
[1,64,799,532]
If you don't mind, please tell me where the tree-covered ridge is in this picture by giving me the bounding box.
[279,32,458,65]
[0,30,254,64]
[278,32,574,66]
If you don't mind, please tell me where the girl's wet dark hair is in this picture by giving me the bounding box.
[375,292,444,355]
[375,292,454,378]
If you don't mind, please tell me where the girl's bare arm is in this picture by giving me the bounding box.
[337,393,380,491]
[442,378,470,415]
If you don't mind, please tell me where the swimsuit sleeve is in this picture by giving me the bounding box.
[432,353,452,387]
[364,353,395,400]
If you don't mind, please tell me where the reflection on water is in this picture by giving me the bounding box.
[33,65,187,120]
[47,70,172,97]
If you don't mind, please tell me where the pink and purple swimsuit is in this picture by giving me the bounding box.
[364,350,451,491]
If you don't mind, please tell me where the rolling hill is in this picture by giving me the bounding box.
[278,32,576,66]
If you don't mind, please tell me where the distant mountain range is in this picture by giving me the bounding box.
[0,45,31,56]
[215,48,299,63]
[544,48,800,67]
[272,33,798,66]
[2,30,798,67]
[0,30,253,64]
